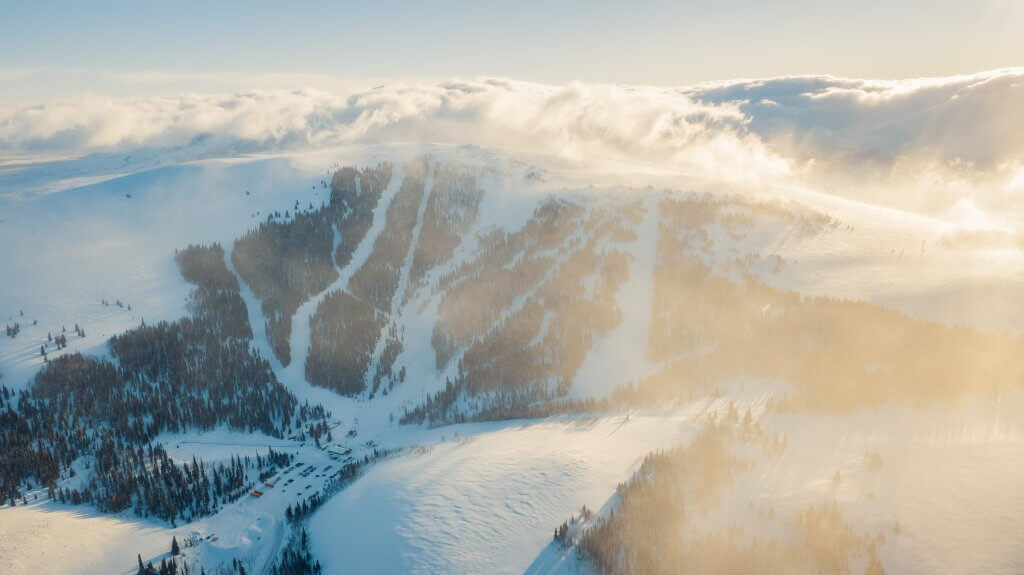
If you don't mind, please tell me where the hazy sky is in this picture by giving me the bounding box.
[2,0,1022,101]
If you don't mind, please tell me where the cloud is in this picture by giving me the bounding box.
[0,89,341,152]
[687,69,1024,224]
[1,70,1022,226]
[693,70,1024,168]
[336,79,789,184]
[0,78,792,188]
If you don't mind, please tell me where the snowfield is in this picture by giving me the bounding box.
[0,158,311,389]
[0,505,171,575]
[309,412,699,574]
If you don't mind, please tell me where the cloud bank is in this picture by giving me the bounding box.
[2,70,1022,226]
[688,69,1024,224]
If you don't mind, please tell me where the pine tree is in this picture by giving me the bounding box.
[171,535,181,556]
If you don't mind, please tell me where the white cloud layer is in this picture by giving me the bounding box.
[2,69,1022,226]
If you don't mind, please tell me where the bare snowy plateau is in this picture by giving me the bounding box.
[1,142,1023,575]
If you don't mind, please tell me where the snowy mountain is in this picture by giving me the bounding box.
[2,74,1023,575]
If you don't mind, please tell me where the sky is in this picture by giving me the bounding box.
[2,0,1022,101]
[1,1,1021,230]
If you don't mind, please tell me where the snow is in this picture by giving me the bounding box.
[0,505,171,575]
[0,426,352,575]
[226,158,407,436]
[158,428,304,465]
[160,427,345,574]
[310,411,700,575]
[570,193,661,399]
[364,160,433,391]
[2,143,1022,574]
[0,158,317,389]
[759,185,1024,333]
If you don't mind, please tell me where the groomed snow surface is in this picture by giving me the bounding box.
[310,412,697,575]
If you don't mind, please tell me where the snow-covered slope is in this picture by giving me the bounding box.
[0,158,312,389]
[309,411,701,574]
[1,143,1022,575]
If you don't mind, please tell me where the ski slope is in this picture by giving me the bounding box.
[570,193,661,399]
[2,144,1022,574]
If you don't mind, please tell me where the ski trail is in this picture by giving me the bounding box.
[226,169,407,575]
[224,250,284,376]
[282,223,343,382]
[285,166,405,389]
[227,165,405,420]
[365,161,435,393]
[569,194,661,399]
[221,248,295,575]
[430,220,583,376]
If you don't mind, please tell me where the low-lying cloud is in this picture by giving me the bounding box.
[689,70,1024,225]
[2,69,1022,227]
